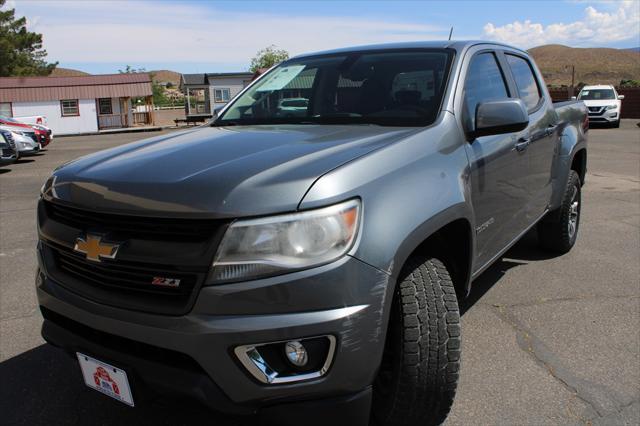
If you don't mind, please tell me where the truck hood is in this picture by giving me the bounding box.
[49,125,416,217]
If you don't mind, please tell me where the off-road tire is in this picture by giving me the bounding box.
[372,256,461,426]
[538,170,582,253]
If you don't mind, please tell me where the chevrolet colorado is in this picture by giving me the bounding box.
[37,41,588,426]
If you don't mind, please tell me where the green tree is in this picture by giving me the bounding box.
[118,65,146,74]
[0,0,57,76]
[249,45,289,73]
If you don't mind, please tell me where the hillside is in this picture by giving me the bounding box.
[528,44,640,86]
[49,67,90,77]
[149,70,181,86]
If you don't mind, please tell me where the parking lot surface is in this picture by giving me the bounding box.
[1,122,638,425]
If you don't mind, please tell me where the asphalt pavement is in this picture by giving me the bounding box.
[0,122,638,425]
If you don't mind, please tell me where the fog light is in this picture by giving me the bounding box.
[285,340,308,367]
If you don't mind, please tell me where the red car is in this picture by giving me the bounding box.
[0,116,51,147]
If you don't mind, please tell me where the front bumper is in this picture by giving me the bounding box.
[17,142,40,155]
[587,108,619,123]
[36,252,390,419]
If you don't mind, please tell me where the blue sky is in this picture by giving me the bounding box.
[6,0,640,74]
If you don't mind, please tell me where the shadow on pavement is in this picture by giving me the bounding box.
[460,229,559,315]
[0,344,246,426]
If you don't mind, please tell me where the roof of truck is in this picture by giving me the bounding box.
[291,40,526,59]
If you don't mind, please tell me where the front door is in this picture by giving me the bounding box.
[461,51,531,270]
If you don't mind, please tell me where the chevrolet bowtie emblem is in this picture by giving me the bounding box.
[74,234,120,262]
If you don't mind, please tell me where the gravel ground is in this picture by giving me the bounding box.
[0,121,638,425]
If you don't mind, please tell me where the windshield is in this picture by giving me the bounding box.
[578,89,615,100]
[215,49,454,127]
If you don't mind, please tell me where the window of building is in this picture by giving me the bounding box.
[505,54,542,111]
[214,88,230,103]
[61,99,79,116]
[98,98,113,115]
[0,102,12,117]
[463,52,509,129]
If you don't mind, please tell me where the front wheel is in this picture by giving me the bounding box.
[372,256,460,426]
[538,170,582,253]
[612,119,620,128]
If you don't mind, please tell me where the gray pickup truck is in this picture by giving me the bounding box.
[37,41,587,425]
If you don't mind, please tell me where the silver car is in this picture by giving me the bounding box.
[0,124,40,155]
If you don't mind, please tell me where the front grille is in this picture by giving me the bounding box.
[39,200,227,315]
[45,200,219,242]
[53,242,197,297]
[43,241,207,315]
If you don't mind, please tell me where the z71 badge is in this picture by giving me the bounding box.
[151,277,181,288]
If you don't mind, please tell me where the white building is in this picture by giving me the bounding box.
[180,72,253,121]
[0,74,154,135]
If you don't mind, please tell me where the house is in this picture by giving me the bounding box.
[180,72,253,120]
[0,74,154,135]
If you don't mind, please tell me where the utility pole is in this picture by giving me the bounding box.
[566,65,576,98]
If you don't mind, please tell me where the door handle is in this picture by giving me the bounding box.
[515,138,530,152]
[546,124,558,136]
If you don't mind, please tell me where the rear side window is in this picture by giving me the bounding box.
[463,52,509,128]
[506,54,541,111]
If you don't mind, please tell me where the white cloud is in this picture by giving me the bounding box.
[10,1,447,68]
[483,0,640,48]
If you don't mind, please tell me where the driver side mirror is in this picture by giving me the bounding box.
[618,95,625,100]
[469,99,529,139]
[571,96,577,100]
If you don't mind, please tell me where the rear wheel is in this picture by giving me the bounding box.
[538,170,582,253]
[372,256,460,426]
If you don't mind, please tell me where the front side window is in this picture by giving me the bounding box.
[0,102,12,117]
[578,89,615,100]
[98,98,113,115]
[61,99,79,116]
[216,49,454,127]
[463,52,509,129]
[214,88,230,103]
[506,54,542,111]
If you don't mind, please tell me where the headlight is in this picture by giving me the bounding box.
[605,105,617,110]
[211,199,361,283]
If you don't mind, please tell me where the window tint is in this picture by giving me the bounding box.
[506,54,541,111]
[217,50,454,127]
[463,53,509,128]
[578,89,615,100]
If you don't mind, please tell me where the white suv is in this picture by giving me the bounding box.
[576,85,624,127]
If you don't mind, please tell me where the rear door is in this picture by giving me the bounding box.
[502,52,558,220]
[459,49,531,270]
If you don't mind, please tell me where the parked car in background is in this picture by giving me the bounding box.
[0,116,52,147]
[0,124,40,156]
[14,114,47,126]
[0,129,18,166]
[37,41,588,426]
[576,85,624,128]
